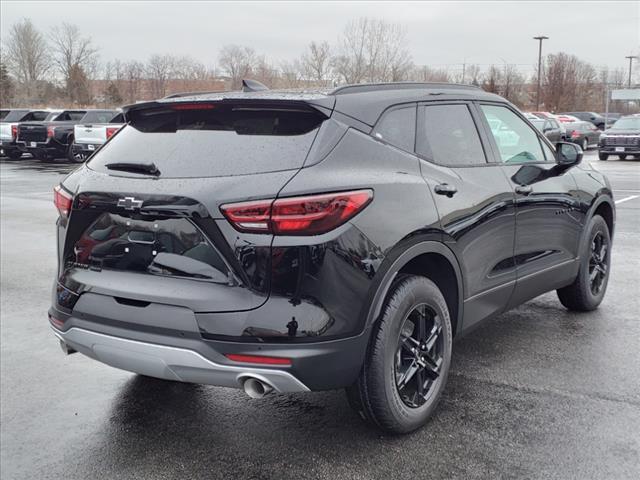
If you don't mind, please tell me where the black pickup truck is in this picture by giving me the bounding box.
[17,110,118,161]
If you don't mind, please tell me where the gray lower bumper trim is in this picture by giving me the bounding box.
[52,327,310,393]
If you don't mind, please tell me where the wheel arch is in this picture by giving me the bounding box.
[364,238,464,337]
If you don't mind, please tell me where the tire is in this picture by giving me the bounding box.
[619,154,627,160]
[598,152,608,161]
[346,275,453,434]
[6,150,22,160]
[557,215,611,311]
[582,138,588,151]
[67,144,86,163]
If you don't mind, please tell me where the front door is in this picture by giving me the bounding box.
[416,102,517,331]
[477,103,582,308]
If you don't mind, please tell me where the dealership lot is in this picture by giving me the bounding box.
[1,152,639,479]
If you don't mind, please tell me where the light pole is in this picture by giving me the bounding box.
[534,35,549,110]
[625,55,638,87]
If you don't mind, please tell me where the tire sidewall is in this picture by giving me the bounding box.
[580,215,611,307]
[373,277,453,432]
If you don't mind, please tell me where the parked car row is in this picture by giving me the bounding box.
[0,108,124,162]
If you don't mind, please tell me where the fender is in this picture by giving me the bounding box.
[363,237,464,336]
[580,191,615,249]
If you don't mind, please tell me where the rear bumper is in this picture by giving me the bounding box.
[52,325,310,392]
[72,143,101,154]
[20,139,66,155]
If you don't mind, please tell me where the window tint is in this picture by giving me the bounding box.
[88,105,326,178]
[480,105,547,163]
[373,106,416,152]
[541,142,555,162]
[2,110,30,122]
[417,104,486,166]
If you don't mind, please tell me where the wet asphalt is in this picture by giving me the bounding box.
[1,152,639,480]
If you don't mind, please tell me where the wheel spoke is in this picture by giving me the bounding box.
[397,360,419,390]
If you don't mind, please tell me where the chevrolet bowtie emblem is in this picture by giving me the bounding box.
[117,196,143,210]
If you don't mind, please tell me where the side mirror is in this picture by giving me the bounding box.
[543,127,552,133]
[555,142,583,167]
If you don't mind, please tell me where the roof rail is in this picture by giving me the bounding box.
[330,82,481,95]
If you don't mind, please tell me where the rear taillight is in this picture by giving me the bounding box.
[221,189,373,236]
[53,185,73,218]
[105,126,119,139]
[11,125,17,140]
[571,131,580,139]
[47,126,56,138]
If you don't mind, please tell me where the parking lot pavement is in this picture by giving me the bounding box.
[1,152,639,480]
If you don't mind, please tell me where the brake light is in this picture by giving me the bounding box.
[571,131,580,139]
[53,185,73,218]
[226,354,292,366]
[221,189,373,236]
[106,126,120,139]
[11,124,17,140]
[171,103,216,110]
[47,126,56,138]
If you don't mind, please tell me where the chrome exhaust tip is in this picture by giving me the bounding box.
[59,340,77,355]
[243,377,274,398]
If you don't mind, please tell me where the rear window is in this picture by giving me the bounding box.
[0,110,9,120]
[56,111,86,121]
[82,111,118,123]
[88,104,326,178]
[2,110,30,122]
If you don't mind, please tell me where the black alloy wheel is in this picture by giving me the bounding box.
[395,304,443,408]
[589,231,608,296]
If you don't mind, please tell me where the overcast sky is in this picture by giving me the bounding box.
[2,1,639,76]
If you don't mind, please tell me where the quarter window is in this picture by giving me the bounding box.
[373,106,416,152]
[480,105,548,163]
[417,104,486,166]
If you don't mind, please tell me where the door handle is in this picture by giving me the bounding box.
[515,185,533,195]
[434,183,457,197]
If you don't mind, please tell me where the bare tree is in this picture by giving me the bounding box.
[146,54,174,97]
[300,41,331,85]
[218,45,256,89]
[279,60,303,88]
[0,62,15,106]
[332,18,412,84]
[411,65,451,83]
[2,19,50,101]
[49,22,98,102]
[123,60,144,103]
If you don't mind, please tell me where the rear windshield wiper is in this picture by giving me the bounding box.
[105,162,161,176]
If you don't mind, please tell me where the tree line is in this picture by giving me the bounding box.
[0,17,635,113]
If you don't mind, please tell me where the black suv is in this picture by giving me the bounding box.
[50,82,615,434]
[598,114,640,160]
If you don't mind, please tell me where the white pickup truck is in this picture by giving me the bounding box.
[0,109,53,159]
[70,111,125,162]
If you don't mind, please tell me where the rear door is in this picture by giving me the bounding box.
[416,102,516,331]
[476,103,582,308]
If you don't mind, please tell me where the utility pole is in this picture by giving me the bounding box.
[533,35,549,110]
[625,55,638,87]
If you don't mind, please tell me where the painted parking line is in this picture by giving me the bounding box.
[615,195,639,205]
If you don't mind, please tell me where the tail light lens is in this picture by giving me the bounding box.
[54,185,73,218]
[11,125,17,140]
[221,189,373,236]
[47,126,56,138]
[106,126,120,140]
[571,131,580,139]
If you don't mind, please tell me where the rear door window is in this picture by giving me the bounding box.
[88,104,327,178]
[417,104,487,166]
[373,105,416,152]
